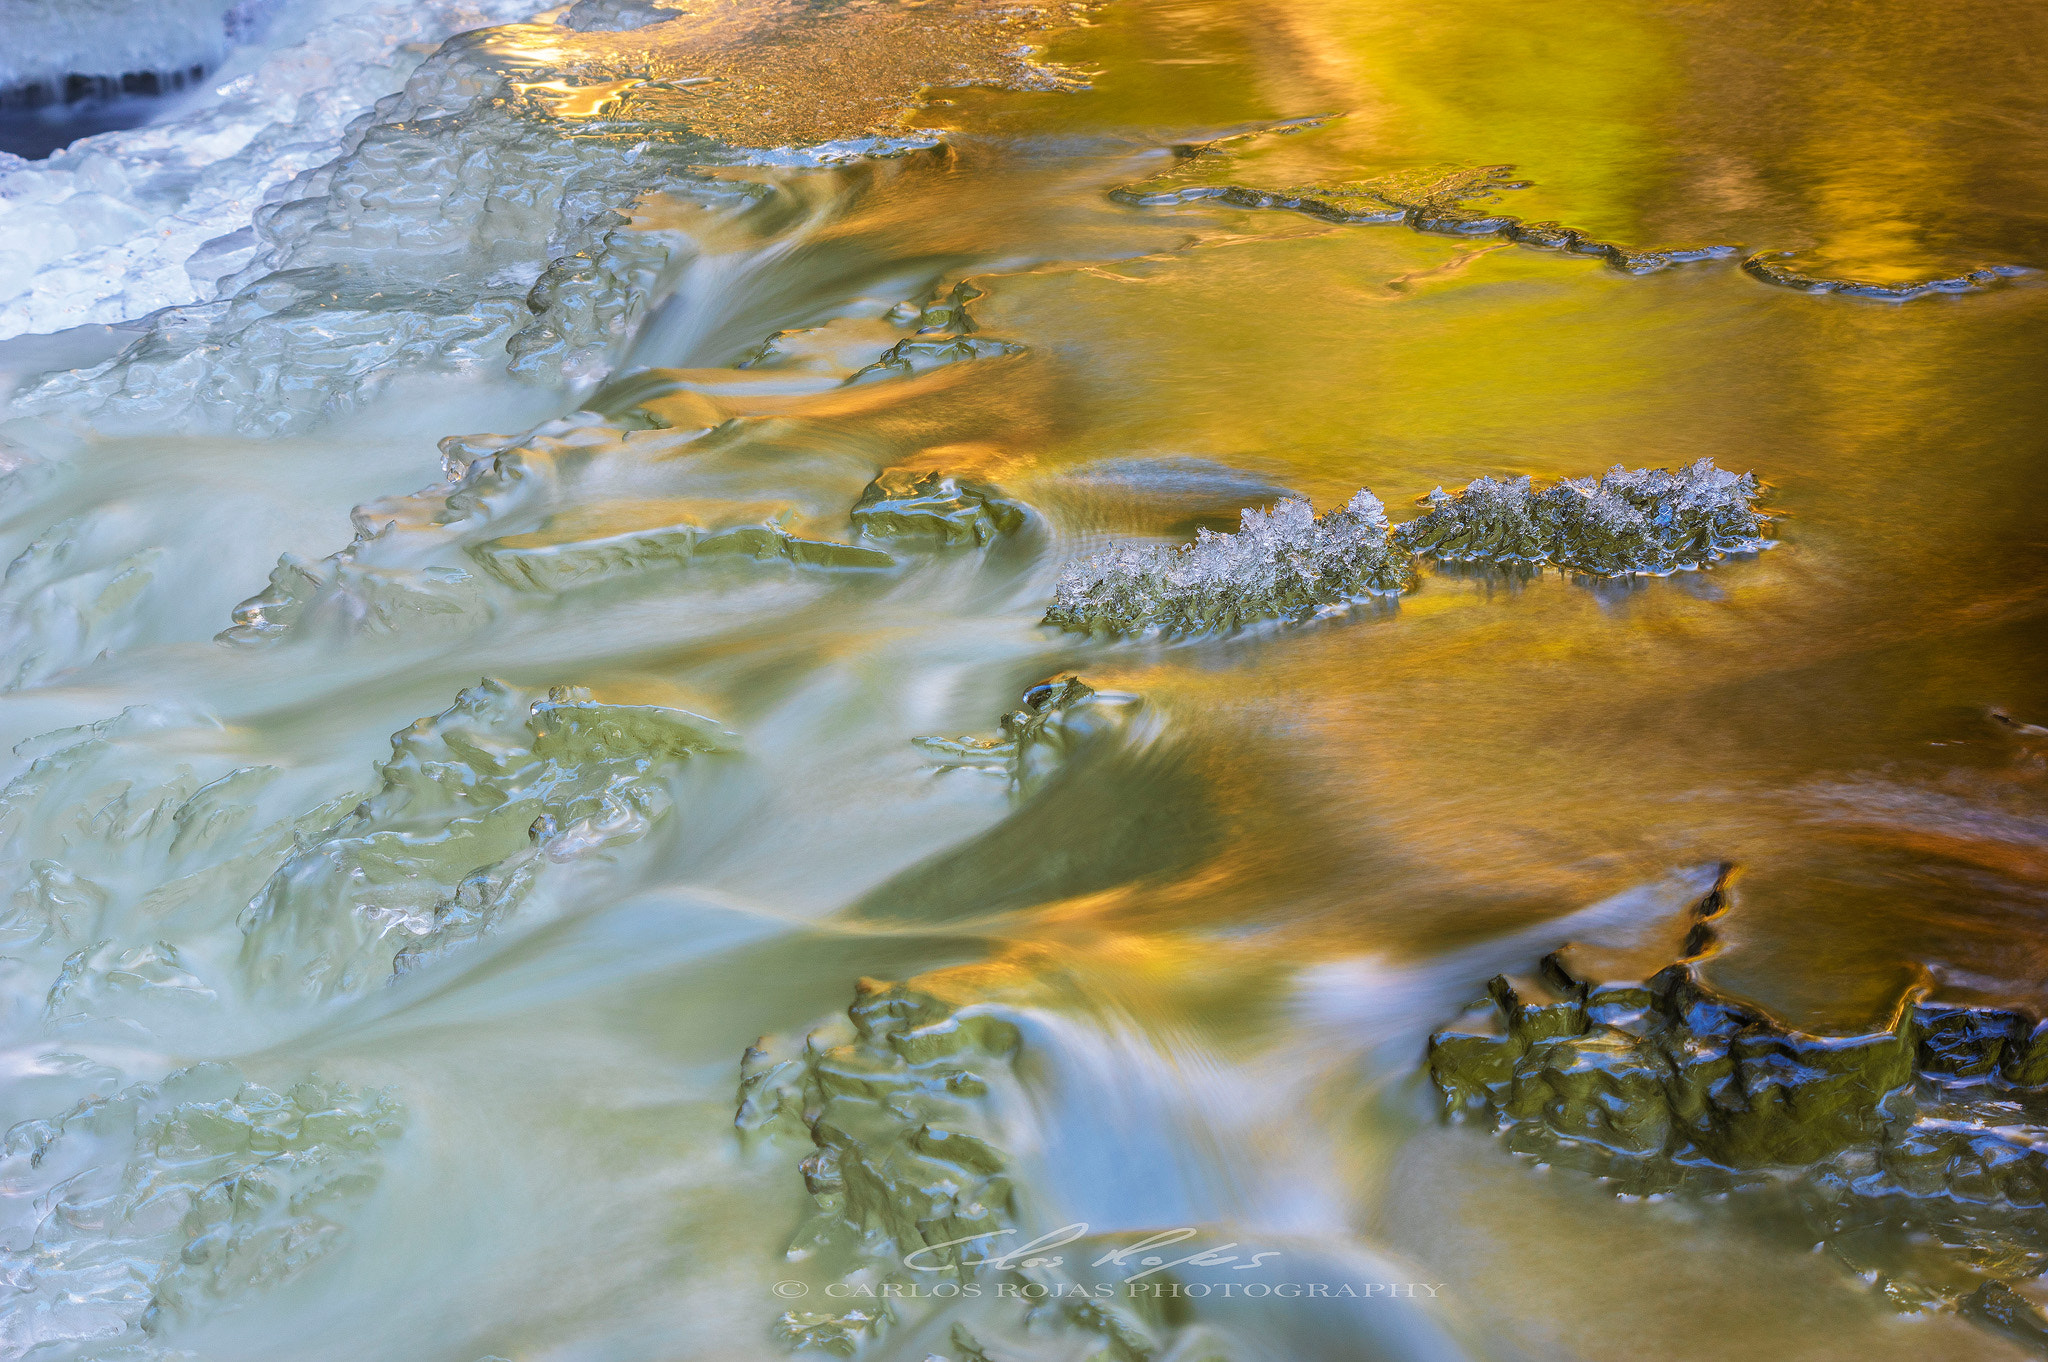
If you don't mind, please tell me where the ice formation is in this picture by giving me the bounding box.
[741,978,1199,1360]
[0,1062,402,1350]
[0,679,731,1017]
[1044,489,1413,635]
[239,678,733,997]
[846,334,1027,384]
[913,674,1143,795]
[0,0,542,340]
[7,0,1082,430]
[557,0,679,31]
[849,469,1029,548]
[204,281,1029,648]
[1044,460,1771,636]
[1428,879,2048,1320]
[1394,459,1771,575]
[0,702,326,1034]
[216,403,899,645]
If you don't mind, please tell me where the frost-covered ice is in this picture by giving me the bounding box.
[1394,458,1770,576]
[1045,489,1412,635]
[1047,460,1772,636]
[0,0,540,340]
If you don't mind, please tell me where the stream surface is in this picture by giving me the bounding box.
[1,1,2046,1359]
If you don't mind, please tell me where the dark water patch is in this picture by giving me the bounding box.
[0,67,208,159]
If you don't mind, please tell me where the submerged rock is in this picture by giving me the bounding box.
[1394,460,1770,576]
[1427,875,2048,1341]
[1046,489,1412,636]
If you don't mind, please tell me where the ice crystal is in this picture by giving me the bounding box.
[1045,489,1411,635]
[1395,458,1770,576]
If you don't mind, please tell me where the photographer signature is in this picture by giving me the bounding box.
[904,1223,1282,1283]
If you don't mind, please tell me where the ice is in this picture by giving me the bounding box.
[6,0,1083,431]
[1388,474,1546,563]
[0,1062,402,1351]
[913,675,1143,794]
[558,0,678,31]
[1045,488,1412,635]
[0,0,541,342]
[1047,461,1772,635]
[1395,458,1771,575]
[238,679,734,998]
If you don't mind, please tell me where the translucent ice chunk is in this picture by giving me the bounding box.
[238,678,734,998]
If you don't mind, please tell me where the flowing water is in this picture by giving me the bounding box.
[1,1,2046,1359]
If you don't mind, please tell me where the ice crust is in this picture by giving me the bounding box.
[1047,460,1770,635]
[1045,489,1413,636]
[558,0,679,31]
[0,0,542,342]
[13,20,689,433]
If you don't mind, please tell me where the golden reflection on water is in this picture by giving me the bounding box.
[886,0,2048,1036]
